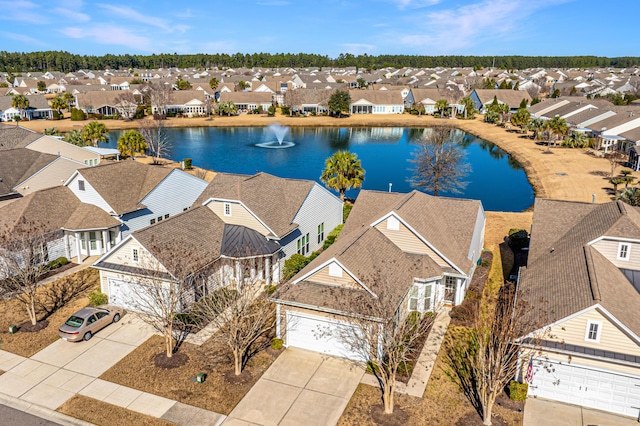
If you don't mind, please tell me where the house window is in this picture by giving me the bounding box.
[297,233,310,255]
[444,276,457,302]
[150,219,156,225]
[109,231,117,247]
[585,320,602,343]
[132,248,139,263]
[408,281,434,313]
[618,243,630,261]
[224,202,231,216]
[80,232,86,250]
[164,214,170,219]
[157,216,163,222]
[317,223,324,244]
[89,232,97,251]
[328,263,342,278]
[408,285,419,311]
[387,216,400,231]
[78,180,85,191]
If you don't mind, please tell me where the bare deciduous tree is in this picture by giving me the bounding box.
[145,81,172,117]
[606,150,626,178]
[409,126,471,196]
[139,119,172,164]
[192,259,275,376]
[0,220,56,326]
[114,91,139,120]
[324,279,438,415]
[122,239,208,358]
[444,284,547,425]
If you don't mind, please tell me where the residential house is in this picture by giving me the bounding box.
[25,136,101,166]
[194,172,343,281]
[270,189,485,360]
[0,95,53,121]
[517,199,640,419]
[93,205,281,311]
[65,160,209,237]
[218,92,272,113]
[349,90,404,114]
[75,91,140,118]
[469,89,532,113]
[0,186,121,263]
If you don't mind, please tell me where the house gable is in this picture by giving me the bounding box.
[204,199,273,237]
[591,237,640,270]
[293,258,375,295]
[96,235,168,274]
[65,170,115,215]
[543,306,640,357]
[372,212,453,269]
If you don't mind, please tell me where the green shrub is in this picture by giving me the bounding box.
[366,361,380,374]
[509,380,528,401]
[270,338,283,350]
[70,108,86,121]
[323,224,344,250]
[88,290,108,307]
[508,229,529,250]
[280,106,290,116]
[182,158,193,170]
[174,312,200,326]
[268,105,276,117]
[343,203,353,222]
[282,254,311,281]
[46,256,69,270]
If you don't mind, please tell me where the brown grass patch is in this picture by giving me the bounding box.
[57,395,174,426]
[99,334,277,415]
[0,268,99,357]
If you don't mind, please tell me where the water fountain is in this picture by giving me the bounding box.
[256,123,295,148]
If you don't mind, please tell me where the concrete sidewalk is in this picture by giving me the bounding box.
[223,348,364,426]
[0,315,226,426]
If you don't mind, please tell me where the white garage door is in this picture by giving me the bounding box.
[108,278,146,312]
[286,311,366,361]
[529,358,640,418]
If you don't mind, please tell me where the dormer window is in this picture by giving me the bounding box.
[618,243,630,261]
[224,202,231,216]
[387,216,400,231]
[78,180,85,191]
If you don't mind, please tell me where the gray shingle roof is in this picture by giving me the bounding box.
[0,125,42,151]
[77,160,172,215]
[0,148,58,196]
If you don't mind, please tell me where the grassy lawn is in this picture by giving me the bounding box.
[58,395,174,426]
[0,269,99,357]
[99,334,279,415]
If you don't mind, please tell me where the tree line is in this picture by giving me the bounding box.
[0,51,638,72]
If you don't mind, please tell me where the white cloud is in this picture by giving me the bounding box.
[97,4,172,31]
[1,32,47,47]
[54,8,90,22]
[340,43,377,55]
[400,0,568,52]
[60,25,154,51]
[0,1,47,24]
[388,0,441,10]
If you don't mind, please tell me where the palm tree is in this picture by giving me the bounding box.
[562,130,590,148]
[320,151,365,201]
[527,118,547,141]
[547,116,569,149]
[117,130,148,157]
[616,187,640,206]
[209,77,219,91]
[50,95,66,117]
[460,97,475,119]
[81,121,109,147]
[63,129,86,146]
[11,94,29,123]
[435,99,449,117]
[63,92,75,112]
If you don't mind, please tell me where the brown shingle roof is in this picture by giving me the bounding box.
[77,160,172,215]
[0,125,42,151]
[519,199,640,335]
[196,172,314,238]
[0,148,58,196]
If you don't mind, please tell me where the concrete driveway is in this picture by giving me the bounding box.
[223,348,364,426]
[0,314,155,409]
[524,398,638,426]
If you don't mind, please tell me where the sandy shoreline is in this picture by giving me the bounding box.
[19,113,633,208]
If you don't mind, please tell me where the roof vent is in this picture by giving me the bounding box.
[550,248,555,253]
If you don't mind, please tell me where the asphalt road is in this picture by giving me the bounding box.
[0,404,61,426]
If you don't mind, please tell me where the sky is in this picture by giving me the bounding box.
[0,0,637,58]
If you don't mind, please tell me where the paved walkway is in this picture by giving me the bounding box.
[223,348,364,426]
[360,308,451,397]
[0,315,226,426]
[524,398,638,426]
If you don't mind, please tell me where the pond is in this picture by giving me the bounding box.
[106,126,534,212]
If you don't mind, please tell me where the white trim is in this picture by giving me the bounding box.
[594,304,640,345]
[617,242,631,261]
[328,262,342,277]
[585,319,602,343]
[371,211,463,274]
[587,235,640,246]
[202,197,279,237]
[131,247,140,263]
[292,257,377,297]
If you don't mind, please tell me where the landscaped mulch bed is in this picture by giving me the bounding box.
[99,333,279,415]
[0,269,99,357]
[58,395,174,426]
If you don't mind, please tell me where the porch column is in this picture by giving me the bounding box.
[102,230,109,252]
[276,304,281,339]
[75,232,82,263]
[85,233,91,257]
[63,233,70,260]
[265,256,271,286]
[235,260,241,291]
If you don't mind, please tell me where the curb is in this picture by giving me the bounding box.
[0,393,94,426]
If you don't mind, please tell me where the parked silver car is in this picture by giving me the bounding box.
[58,306,123,342]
